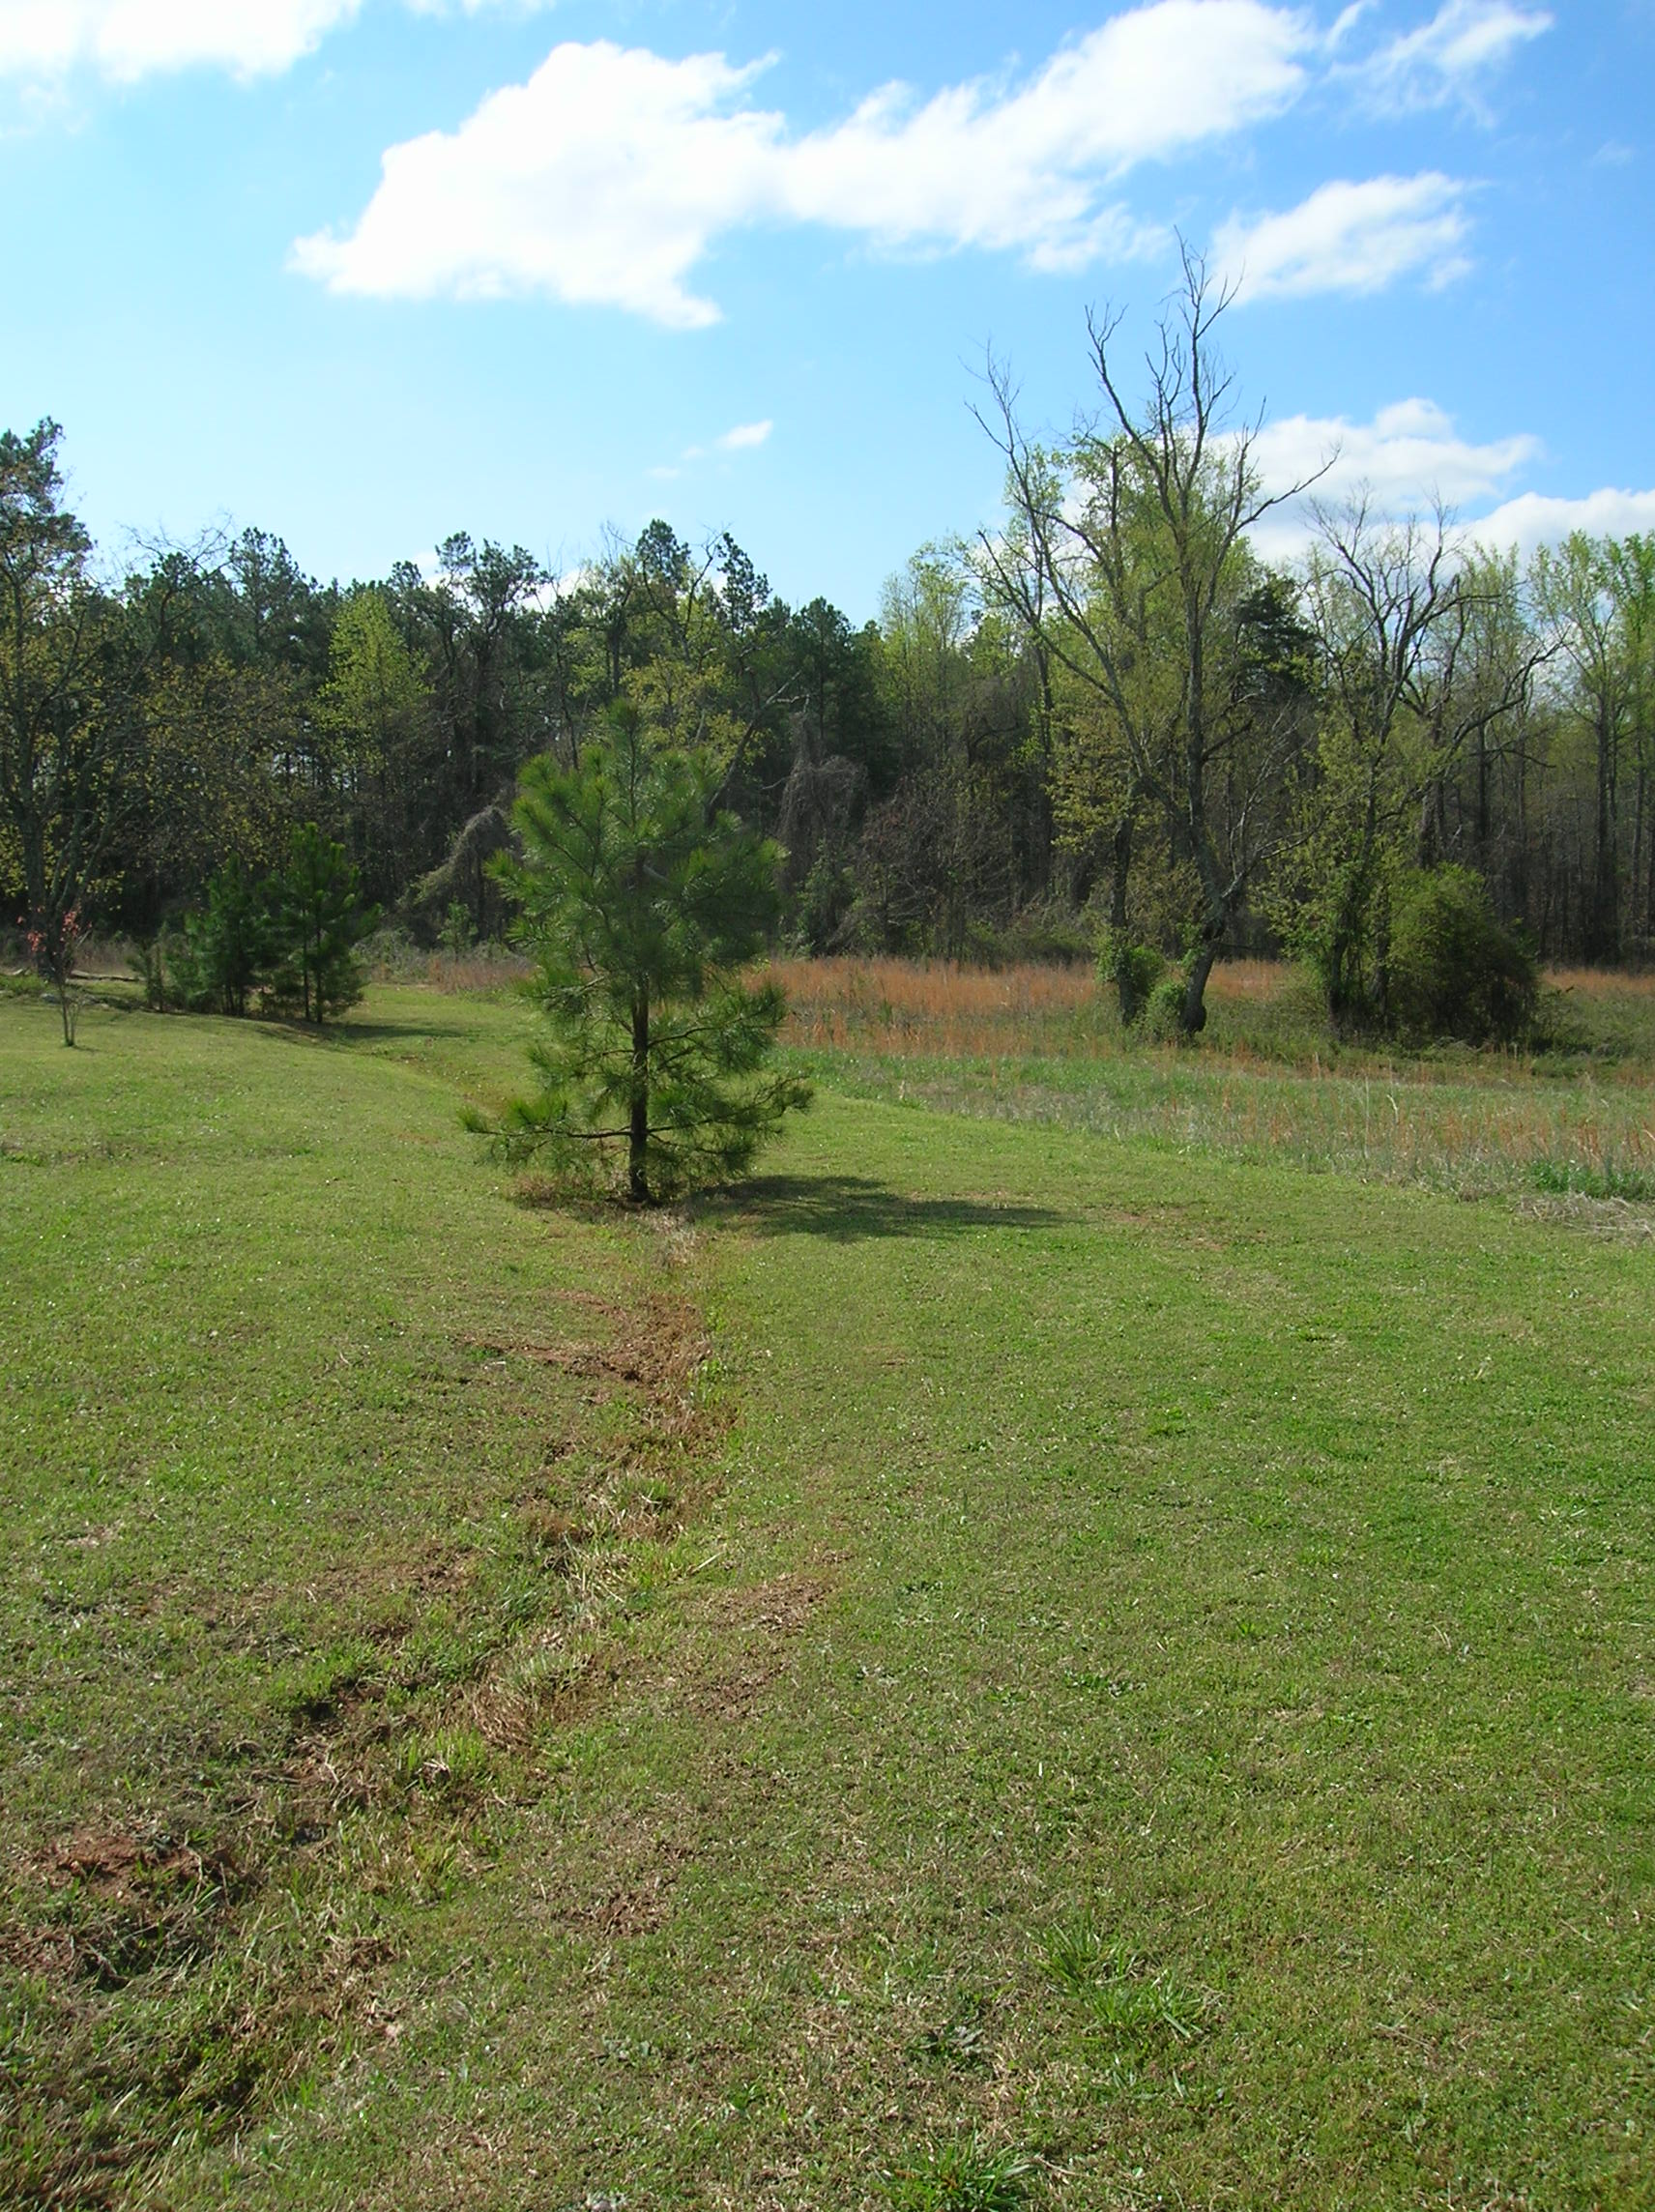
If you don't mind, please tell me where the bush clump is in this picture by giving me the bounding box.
[1095,928,1164,1027]
[1387,866,1537,1045]
[140,827,376,1024]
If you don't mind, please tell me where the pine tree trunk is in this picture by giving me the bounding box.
[628,987,650,1204]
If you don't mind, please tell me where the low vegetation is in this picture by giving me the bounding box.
[773,954,1655,1214]
[4,973,1651,2207]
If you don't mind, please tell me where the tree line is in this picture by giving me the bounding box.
[5,267,1652,1040]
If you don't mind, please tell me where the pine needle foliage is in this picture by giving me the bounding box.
[266,825,376,1024]
[492,703,810,1203]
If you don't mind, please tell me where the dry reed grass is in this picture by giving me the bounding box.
[1546,967,1655,998]
[768,955,1098,1062]
[421,948,533,994]
[768,954,1655,1206]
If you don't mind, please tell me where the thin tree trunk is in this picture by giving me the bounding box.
[1108,798,1139,1024]
[1181,930,1220,1035]
[1630,759,1646,949]
[1591,710,1619,960]
[628,987,650,1204]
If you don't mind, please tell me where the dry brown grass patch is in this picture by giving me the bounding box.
[683,1574,831,1721]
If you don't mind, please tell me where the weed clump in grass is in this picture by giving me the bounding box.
[908,1994,994,2070]
[394,1725,492,1801]
[1040,1920,1210,2047]
[1530,1157,1655,1205]
[885,2136,1036,2211]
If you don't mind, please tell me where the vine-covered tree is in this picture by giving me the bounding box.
[490,702,809,1203]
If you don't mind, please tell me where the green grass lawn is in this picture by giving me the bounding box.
[3,986,1652,2209]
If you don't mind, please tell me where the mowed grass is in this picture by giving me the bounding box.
[3,982,1653,2209]
[0,988,714,2205]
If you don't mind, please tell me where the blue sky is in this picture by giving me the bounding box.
[1,0,1650,617]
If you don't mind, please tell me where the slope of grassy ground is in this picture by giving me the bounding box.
[3,983,1652,2209]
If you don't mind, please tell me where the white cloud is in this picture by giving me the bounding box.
[651,419,772,478]
[1217,173,1472,299]
[1468,487,1655,557]
[0,0,552,82]
[0,0,362,80]
[1245,397,1540,558]
[294,4,1317,324]
[1353,0,1552,114]
[1247,405,1655,567]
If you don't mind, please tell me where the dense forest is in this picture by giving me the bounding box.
[5,282,1653,1037]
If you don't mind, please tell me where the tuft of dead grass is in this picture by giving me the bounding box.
[1514,1190,1655,1242]
[422,947,532,994]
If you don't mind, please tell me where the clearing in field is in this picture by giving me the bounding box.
[2,973,1651,2210]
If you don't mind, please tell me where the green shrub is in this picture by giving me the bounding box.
[186,858,272,1016]
[789,851,857,955]
[128,937,169,1011]
[1527,985,1594,1057]
[439,899,476,956]
[1095,928,1164,1025]
[265,826,376,1025]
[1387,867,1536,1045]
[1143,973,1189,1040]
[997,902,1092,968]
[1530,1158,1655,1205]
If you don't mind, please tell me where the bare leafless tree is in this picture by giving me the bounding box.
[975,246,1322,1031]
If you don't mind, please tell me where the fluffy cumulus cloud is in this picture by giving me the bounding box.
[1216,173,1472,299]
[293,3,1317,324]
[0,0,549,81]
[1245,400,1655,564]
[1469,487,1655,557]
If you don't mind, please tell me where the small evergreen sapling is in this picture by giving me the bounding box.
[183,856,272,1015]
[489,704,809,1204]
[267,825,376,1024]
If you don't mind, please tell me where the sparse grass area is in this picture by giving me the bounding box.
[4,977,1653,2208]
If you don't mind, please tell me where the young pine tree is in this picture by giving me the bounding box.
[491,703,809,1204]
[182,855,272,1015]
[269,825,376,1024]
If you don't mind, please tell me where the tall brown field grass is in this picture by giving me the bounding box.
[768,955,1655,1209]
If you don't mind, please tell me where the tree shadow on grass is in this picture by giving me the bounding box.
[252,1017,451,1046]
[707,1172,1073,1242]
